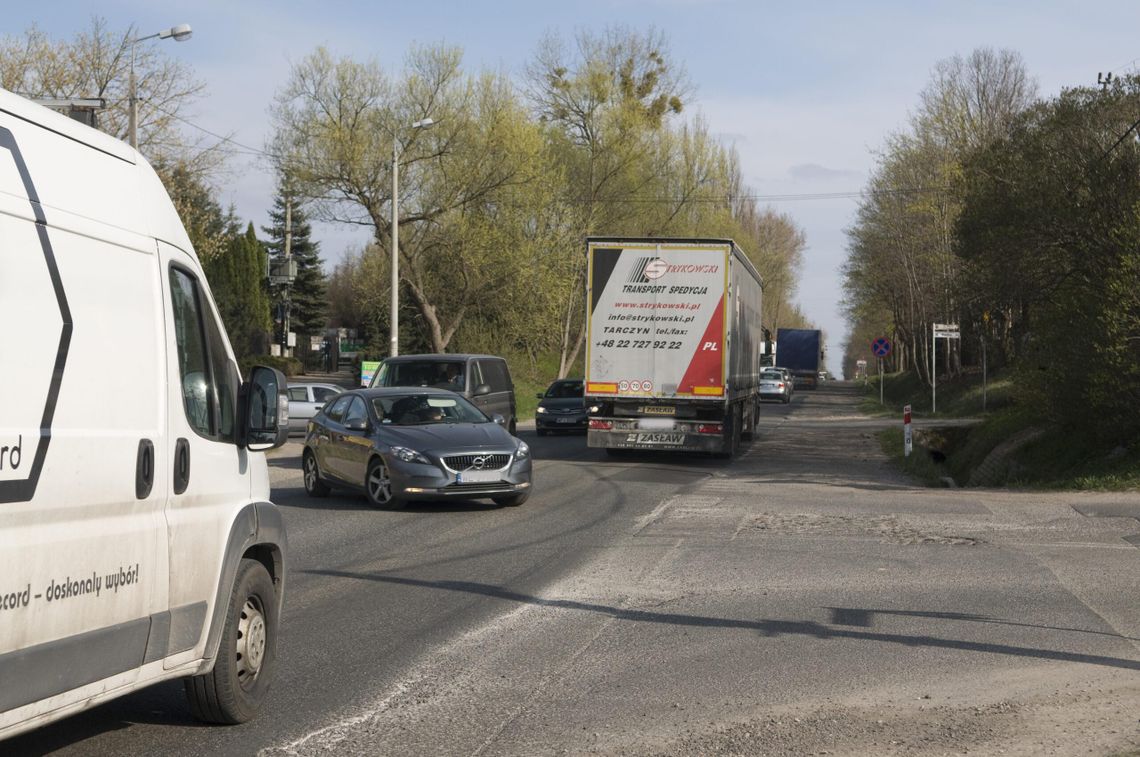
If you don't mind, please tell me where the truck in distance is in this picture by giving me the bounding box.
[775,328,824,390]
[584,238,767,457]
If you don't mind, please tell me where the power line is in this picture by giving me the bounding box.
[146,100,270,158]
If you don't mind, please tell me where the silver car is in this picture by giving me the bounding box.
[287,382,345,434]
[302,388,532,508]
[759,368,793,403]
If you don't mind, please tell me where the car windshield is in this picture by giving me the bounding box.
[761,371,783,380]
[371,393,488,426]
[379,360,466,391]
[545,381,584,398]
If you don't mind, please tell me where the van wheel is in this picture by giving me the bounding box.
[493,492,529,507]
[303,451,330,497]
[185,559,277,724]
[366,457,404,510]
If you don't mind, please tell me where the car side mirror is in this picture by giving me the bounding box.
[535,393,544,400]
[242,366,289,451]
[474,383,492,397]
[344,418,368,432]
[491,414,506,426]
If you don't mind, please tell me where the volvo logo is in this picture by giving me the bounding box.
[470,456,488,470]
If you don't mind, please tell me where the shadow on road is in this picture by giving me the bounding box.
[304,570,1140,673]
[826,606,1140,642]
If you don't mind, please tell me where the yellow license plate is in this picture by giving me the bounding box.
[639,406,675,415]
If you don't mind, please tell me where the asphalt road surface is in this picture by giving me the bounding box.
[10,384,1140,756]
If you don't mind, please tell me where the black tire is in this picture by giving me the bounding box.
[185,559,277,724]
[493,491,529,507]
[741,402,754,442]
[366,457,405,509]
[715,406,742,459]
[536,428,548,437]
[302,451,331,497]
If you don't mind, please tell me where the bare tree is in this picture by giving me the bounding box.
[0,17,215,173]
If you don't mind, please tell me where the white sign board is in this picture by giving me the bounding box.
[587,244,728,399]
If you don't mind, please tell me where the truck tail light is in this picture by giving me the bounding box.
[589,419,613,430]
[697,423,723,435]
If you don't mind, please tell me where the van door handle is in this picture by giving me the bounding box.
[173,438,191,495]
[135,439,154,499]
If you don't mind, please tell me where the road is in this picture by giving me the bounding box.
[10,384,1140,756]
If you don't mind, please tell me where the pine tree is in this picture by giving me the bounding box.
[263,181,327,359]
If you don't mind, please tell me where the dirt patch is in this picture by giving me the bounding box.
[748,512,980,546]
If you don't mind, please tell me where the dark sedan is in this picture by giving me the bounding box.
[535,378,593,435]
[302,388,532,508]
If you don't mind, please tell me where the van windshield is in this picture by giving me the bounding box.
[378,361,466,391]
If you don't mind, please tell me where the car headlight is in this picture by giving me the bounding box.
[535,406,547,414]
[515,440,531,459]
[587,405,601,414]
[390,445,430,465]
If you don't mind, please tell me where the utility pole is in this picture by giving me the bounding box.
[283,196,293,356]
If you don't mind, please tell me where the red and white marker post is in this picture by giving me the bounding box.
[903,404,913,458]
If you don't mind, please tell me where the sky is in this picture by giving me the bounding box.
[9,1,1140,376]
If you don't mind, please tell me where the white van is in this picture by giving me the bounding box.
[0,89,290,739]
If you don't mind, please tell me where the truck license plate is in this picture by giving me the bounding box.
[630,432,684,445]
[457,470,502,483]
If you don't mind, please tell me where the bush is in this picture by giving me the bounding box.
[240,355,304,377]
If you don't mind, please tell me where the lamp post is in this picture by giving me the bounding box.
[389,116,436,357]
[128,23,192,150]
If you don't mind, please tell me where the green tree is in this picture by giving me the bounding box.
[525,26,692,374]
[842,47,1036,383]
[271,44,556,354]
[957,78,1140,441]
[206,223,271,359]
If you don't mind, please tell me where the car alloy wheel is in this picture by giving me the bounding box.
[303,452,330,497]
[366,457,404,509]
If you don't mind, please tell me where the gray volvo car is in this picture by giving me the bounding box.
[369,354,518,436]
[302,388,532,508]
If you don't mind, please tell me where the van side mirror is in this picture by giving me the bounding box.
[474,383,492,397]
[242,366,289,451]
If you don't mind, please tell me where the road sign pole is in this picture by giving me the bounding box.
[982,333,987,412]
[931,323,936,415]
[903,404,913,457]
[879,358,883,405]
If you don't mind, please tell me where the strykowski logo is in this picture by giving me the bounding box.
[628,257,669,283]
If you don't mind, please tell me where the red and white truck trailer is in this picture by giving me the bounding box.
[584,238,767,456]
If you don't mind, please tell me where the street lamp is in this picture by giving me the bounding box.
[128,23,192,150]
[390,116,436,357]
